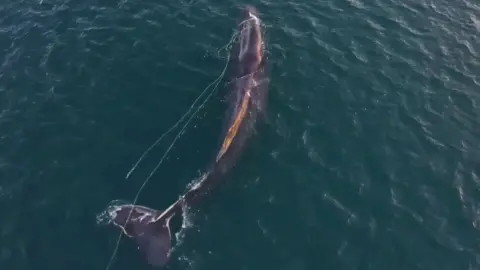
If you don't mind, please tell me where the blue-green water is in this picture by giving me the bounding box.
[1,0,480,269]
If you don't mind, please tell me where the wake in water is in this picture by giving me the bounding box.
[97,6,269,269]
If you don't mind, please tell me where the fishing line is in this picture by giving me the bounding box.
[124,64,219,180]
[123,16,259,197]
[124,31,238,181]
[123,16,260,181]
[122,3,263,181]
[104,30,240,270]
[124,0,207,181]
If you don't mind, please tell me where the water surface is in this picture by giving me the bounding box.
[1,0,479,269]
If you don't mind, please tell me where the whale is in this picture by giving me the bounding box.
[105,6,269,267]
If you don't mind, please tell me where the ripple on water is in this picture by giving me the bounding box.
[2,0,480,268]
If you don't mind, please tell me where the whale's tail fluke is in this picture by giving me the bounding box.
[107,204,175,267]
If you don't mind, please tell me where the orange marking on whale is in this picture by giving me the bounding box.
[216,90,251,162]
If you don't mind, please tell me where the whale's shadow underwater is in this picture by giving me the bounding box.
[102,5,270,267]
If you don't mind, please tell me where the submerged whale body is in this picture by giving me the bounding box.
[105,6,269,267]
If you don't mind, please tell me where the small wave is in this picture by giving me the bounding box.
[95,199,132,225]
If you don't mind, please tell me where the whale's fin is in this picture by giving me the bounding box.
[108,204,174,267]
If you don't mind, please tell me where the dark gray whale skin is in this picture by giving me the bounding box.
[106,6,269,267]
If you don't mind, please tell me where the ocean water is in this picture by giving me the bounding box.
[1,0,479,269]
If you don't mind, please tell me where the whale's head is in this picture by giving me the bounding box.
[236,5,264,76]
